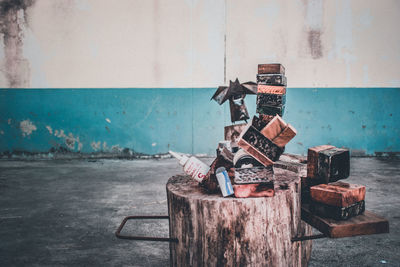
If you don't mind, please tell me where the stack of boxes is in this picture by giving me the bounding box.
[256,64,287,120]
[207,63,298,198]
[309,182,366,220]
[171,63,373,223]
[305,145,366,220]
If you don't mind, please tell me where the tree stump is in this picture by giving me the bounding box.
[167,168,312,267]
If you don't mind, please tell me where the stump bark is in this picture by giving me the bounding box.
[167,168,312,267]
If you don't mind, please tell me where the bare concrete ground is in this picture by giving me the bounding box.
[0,157,399,266]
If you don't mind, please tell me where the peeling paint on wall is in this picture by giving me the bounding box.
[19,119,36,136]
[53,128,82,151]
[46,125,52,134]
[0,0,36,87]
[91,141,101,151]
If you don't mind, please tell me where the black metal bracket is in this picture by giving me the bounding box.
[115,215,178,243]
[291,233,327,242]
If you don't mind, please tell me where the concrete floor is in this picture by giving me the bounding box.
[0,157,399,266]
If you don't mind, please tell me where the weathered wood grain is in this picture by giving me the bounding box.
[301,204,389,238]
[258,64,285,75]
[167,168,312,267]
[310,182,366,207]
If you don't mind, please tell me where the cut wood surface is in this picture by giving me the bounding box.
[301,204,389,238]
[310,182,366,207]
[260,115,297,148]
[167,168,312,267]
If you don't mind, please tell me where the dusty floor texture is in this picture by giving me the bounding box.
[0,157,399,266]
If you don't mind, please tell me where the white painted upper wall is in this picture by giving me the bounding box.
[0,0,399,88]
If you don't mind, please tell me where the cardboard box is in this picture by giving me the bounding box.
[310,181,366,207]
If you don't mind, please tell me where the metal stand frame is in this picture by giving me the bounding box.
[115,215,178,243]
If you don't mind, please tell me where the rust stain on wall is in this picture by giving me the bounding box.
[307,30,323,59]
[0,0,36,88]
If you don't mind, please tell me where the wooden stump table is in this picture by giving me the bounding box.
[166,168,312,267]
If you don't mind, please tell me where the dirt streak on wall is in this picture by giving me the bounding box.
[0,0,35,88]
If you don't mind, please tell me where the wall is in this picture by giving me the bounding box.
[0,0,399,157]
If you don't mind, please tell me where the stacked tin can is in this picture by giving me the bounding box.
[256,64,286,119]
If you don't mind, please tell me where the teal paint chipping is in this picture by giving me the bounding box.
[0,88,399,156]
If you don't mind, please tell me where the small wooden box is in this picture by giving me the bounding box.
[260,115,296,147]
[238,124,284,166]
[318,148,350,183]
[257,74,287,86]
[307,145,335,179]
[257,85,286,94]
[256,93,286,107]
[258,64,285,75]
[310,182,366,207]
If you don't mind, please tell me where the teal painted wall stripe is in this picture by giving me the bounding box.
[0,88,399,156]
